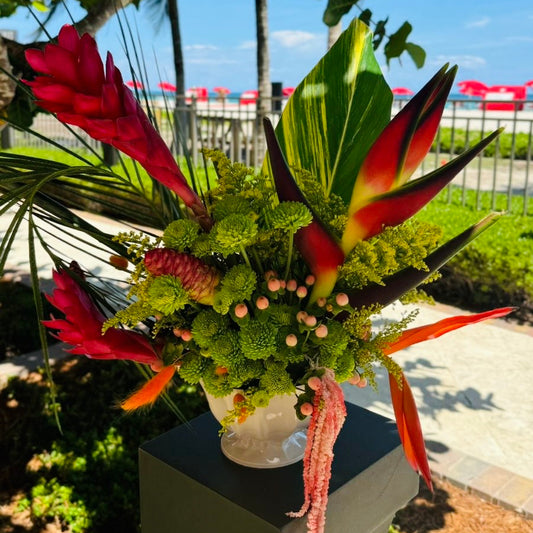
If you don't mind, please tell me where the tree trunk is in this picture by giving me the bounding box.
[327,21,342,50]
[0,37,16,117]
[75,0,136,36]
[255,0,271,161]
[166,0,187,154]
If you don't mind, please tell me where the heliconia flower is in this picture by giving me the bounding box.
[340,65,502,255]
[24,25,208,223]
[263,118,345,301]
[43,263,159,365]
[121,365,176,411]
[347,213,501,310]
[288,369,346,533]
[383,306,515,490]
[349,66,456,210]
[144,248,220,305]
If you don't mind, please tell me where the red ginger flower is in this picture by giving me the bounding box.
[144,248,220,305]
[24,25,208,222]
[43,263,159,365]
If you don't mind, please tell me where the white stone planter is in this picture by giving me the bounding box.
[203,387,309,469]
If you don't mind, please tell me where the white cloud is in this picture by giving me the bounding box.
[238,40,256,50]
[271,30,321,49]
[431,54,486,69]
[465,16,490,28]
[185,44,218,51]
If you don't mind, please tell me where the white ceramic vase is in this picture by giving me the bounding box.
[203,387,309,469]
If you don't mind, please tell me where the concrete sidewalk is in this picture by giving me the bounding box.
[343,301,533,516]
[2,208,533,515]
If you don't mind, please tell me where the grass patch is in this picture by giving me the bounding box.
[416,188,533,321]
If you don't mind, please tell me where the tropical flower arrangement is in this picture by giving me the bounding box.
[1,19,514,533]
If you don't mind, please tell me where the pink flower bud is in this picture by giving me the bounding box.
[256,296,270,310]
[150,359,165,372]
[305,274,315,286]
[296,286,308,298]
[347,373,361,386]
[267,278,281,292]
[286,279,298,291]
[308,376,322,391]
[235,303,248,318]
[181,330,193,342]
[335,293,349,306]
[296,311,308,323]
[315,324,328,338]
[300,402,314,416]
[316,297,327,308]
[172,327,183,338]
[304,315,317,327]
[279,280,286,289]
[264,270,278,280]
[285,334,298,347]
[357,377,368,388]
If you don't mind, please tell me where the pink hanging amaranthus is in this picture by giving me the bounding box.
[288,369,347,533]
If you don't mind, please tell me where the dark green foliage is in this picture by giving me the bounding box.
[0,356,207,532]
[416,189,533,322]
[0,280,56,360]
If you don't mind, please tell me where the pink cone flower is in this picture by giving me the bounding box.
[144,248,220,305]
[43,263,159,365]
[24,25,208,223]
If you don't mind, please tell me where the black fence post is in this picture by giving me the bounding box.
[101,142,119,166]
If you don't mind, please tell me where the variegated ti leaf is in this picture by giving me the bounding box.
[266,19,392,204]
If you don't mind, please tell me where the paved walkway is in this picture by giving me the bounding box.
[2,209,533,516]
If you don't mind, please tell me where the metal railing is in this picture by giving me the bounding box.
[2,96,532,216]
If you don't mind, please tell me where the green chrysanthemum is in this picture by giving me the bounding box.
[191,310,230,348]
[147,275,189,315]
[239,320,277,360]
[220,264,257,302]
[259,359,295,395]
[179,353,208,384]
[211,214,258,256]
[268,201,313,233]
[251,389,271,408]
[162,219,201,251]
[212,195,253,221]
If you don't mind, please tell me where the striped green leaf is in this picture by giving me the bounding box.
[270,19,392,204]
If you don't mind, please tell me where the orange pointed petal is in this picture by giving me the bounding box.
[389,373,433,490]
[384,307,515,356]
[121,365,176,411]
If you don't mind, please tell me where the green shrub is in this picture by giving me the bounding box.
[1,357,207,533]
[416,189,533,320]
[433,127,532,160]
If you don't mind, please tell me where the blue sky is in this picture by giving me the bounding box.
[3,0,533,94]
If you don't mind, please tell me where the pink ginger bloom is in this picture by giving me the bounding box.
[288,369,347,533]
[144,248,220,305]
[24,25,207,222]
[43,263,159,365]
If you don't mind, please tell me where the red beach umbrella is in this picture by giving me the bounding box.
[240,90,258,105]
[457,80,489,97]
[126,80,144,90]
[391,87,414,95]
[525,80,533,89]
[282,87,295,97]
[213,86,231,95]
[158,82,177,92]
